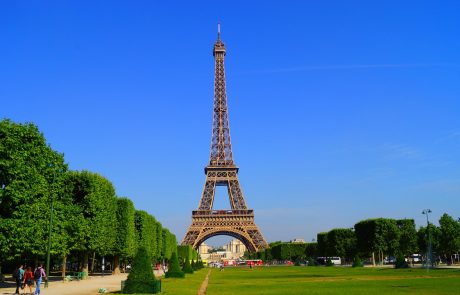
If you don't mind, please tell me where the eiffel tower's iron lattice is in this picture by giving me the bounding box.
[182,25,268,252]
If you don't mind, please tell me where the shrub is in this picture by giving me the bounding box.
[352,256,364,268]
[123,247,157,294]
[182,257,194,274]
[325,258,334,267]
[307,257,316,266]
[165,252,185,278]
[395,255,409,269]
[191,260,198,271]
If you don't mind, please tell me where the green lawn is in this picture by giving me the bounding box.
[159,269,208,294]
[203,266,460,295]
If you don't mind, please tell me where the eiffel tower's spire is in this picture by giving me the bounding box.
[210,23,233,166]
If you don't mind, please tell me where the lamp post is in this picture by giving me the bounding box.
[45,165,58,288]
[422,209,432,269]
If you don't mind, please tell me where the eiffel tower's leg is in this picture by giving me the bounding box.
[227,178,247,210]
[198,172,216,211]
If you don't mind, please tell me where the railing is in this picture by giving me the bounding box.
[192,209,253,216]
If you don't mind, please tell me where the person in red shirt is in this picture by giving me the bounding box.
[22,267,34,295]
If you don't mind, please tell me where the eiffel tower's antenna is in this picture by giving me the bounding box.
[217,22,221,40]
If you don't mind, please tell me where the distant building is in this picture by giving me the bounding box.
[198,242,212,256]
[290,238,305,243]
[199,238,247,262]
[222,239,246,259]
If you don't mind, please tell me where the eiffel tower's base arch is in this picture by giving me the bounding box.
[182,210,268,252]
[195,229,256,252]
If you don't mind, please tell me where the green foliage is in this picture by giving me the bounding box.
[396,219,418,257]
[123,247,157,294]
[354,218,400,261]
[165,252,184,278]
[0,119,67,262]
[116,198,137,259]
[325,258,333,267]
[352,256,363,268]
[271,243,307,261]
[326,228,356,260]
[161,228,177,260]
[177,245,198,262]
[438,213,460,263]
[182,257,194,274]
[135,210,158,262]
[394,254,409,269]
[317,232,328,257]
[417,223,440,255]
[64,171,118,256]
[307,257,316,266]
[0,119,175,277]
[305,242,318,258]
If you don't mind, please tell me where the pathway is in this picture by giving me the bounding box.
[197,269,211,295]
[1,274,128,295]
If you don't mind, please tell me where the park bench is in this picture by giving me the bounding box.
[65,271,86,281]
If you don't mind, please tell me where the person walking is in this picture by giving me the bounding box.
[23,267,34,295]
[33,264,46,295]
[13,264,25,294]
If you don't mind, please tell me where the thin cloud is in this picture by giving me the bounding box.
[382,143,423,160]
[243,63,459,74]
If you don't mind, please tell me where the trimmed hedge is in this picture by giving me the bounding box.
[165,252,184,278]
[123,247,157,294]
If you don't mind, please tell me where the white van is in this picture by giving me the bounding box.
[330,257,342,265]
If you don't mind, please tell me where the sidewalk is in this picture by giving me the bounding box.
[1,274,128,295]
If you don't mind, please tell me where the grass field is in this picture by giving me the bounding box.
[159,268,208,294]
[202,266,460,295]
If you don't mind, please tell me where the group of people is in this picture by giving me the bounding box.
[12,263,47,295]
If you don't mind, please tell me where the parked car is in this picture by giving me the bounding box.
[384,256,396,264]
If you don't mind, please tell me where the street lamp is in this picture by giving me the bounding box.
[45,165,59,288]
[422,209,432,269]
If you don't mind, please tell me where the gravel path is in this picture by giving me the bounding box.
[197,269,211,295]
[1,274,128,295]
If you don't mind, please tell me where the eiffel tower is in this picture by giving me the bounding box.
[182,25,268,252]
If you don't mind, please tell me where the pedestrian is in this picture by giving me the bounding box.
[33,264,47,295]
[23,267,34,295]
[13,264,25,294]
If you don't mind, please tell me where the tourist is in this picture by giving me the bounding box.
[13,264,25,294]
[23,267,34,295]
[33,264,47,295]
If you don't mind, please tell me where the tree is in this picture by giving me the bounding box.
[114,198,137,274]
[135,210,157,263]
[438,213,460,265]
[271,243,306,261]
[396,219,418,257]
[326,228,356,263]
[317,232,328,258]
[0,119,67,274]
[417,223,440,261]
[165,252,184,278]
[64,170,118,273]
[305,242,318,258]
[355,218,400,265]
[182,256,194,274]
[123,247,157,294]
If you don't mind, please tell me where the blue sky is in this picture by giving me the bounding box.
[1,1,459,246]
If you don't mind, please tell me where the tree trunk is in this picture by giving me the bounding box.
[91,252,96,273]
[61,255,67,279]
[113,256,120,275]
[372,252,375,266]
[81,251,89,275]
